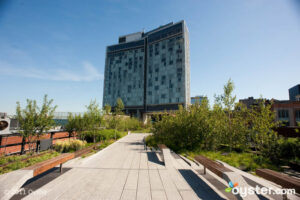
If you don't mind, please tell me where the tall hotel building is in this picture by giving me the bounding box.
[103,21,190,118]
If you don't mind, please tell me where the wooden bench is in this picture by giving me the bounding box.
[24,153,74,177]
[256,168,300,194]
[158,144,167,150]
[195,155,262,200]
[194,155,232,178]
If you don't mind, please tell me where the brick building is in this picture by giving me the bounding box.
[272,100,300,127]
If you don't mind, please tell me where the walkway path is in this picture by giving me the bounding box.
[23,134,224,200]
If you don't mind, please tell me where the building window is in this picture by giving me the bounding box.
[161,75,166,85]
[278,110,289,118]
[155,86,159,90]
[176,58,182,63]
[161,94,166,99]
[296,110,300,122]
[128,85,132,93]
[278,110,290,126]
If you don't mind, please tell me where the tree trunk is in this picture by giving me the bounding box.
[20,137,25,155]
[93,131,96,143]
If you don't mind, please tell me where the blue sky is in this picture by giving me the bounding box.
[1,0,300,114]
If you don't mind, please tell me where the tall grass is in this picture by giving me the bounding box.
[54,139,86,152]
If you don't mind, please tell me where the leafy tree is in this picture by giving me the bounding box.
[16,99,38,153]
[231,102,249,151]
[16,95,57,154]
[208,103,226,150]
[65,113,78,139]
[85,100,103,143]
[109,115,119,140]
[36,95,57,136]
[248,99,279,159]
[115,98,124,115]
[215,79,237,151]
[104,104,111,115]
[151,79,283,164]
[65,113,87,140]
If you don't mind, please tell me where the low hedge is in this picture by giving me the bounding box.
[80,129,123,143]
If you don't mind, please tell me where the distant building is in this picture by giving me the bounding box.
[239,97,266,108]
[53,112,83,127]
[272,100,300,127]
[191,96,207,105]
[289,84,300,101]
[103,21,190,119]
[239,98,300,127]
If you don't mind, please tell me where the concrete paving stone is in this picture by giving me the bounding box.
[17,134,227,200]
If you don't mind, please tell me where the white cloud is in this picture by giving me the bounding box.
[0,61,103,82]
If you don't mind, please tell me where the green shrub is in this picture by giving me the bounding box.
[105,116,145,131]
[124,117,142,131]
[278,138,300,161]
[54,139,86,152]
[80,129,123,143]
[185,150,280,172]
[99,129,122,140]
[145,135,157,148]
[0,151,59,175]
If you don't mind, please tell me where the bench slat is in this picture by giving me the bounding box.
[256,169,300,194]
[24,153,74,176]
[194,155,232,178]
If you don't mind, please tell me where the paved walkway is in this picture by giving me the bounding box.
[23,134,224,200]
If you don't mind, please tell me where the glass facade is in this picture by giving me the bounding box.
[104,48,145,107]
[289,84,300,101]
[146,34,185,105]
[103,21,190,113]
